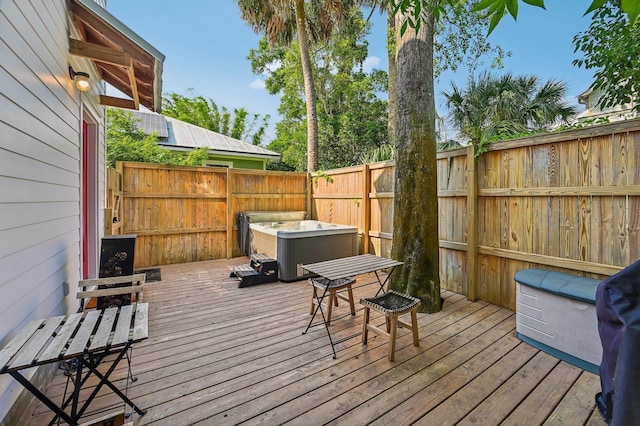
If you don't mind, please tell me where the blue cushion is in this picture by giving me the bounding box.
[515,268,599,304]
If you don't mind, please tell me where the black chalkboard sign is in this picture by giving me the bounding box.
[98,235,136,309]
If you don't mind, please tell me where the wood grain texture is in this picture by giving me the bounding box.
[109,122,640,309]
[27,259,605,426]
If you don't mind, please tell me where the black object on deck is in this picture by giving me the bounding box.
[98,234,136,309]
[230,253,278,288]
[236,213,252,256]
[595,258,640,425]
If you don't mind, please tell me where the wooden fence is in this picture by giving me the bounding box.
[310,162,396,258]
[310,119,640,310]
[107,119,640,310]
[105,167,123,235]
[111,162,307,268]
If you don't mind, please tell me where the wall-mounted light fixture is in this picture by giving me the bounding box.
[69,65,90,92]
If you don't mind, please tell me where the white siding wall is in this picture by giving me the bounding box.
[574,88,639,123]
[0,0,106,420]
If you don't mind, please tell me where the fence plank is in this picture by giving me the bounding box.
[108,121,640,309]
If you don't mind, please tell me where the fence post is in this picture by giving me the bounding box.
[466,145,479,301]
[115,162,125,234]
[226,168,233,259]
[306,172,313,219]
[362,163,371,254]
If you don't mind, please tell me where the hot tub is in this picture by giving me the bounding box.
[249,220,357,282]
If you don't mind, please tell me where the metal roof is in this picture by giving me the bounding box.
[134,110,169,138]
[131,111,280,160]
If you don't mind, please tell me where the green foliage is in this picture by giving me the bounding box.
[311,170,335,186]
[266,159,297,171]
[237,0,354,172]
[436,140,464,151]
[443,71,577,156]
[250,8,389,171]
[106,108,209,167]
[469,0,638,33]
[386,0,496,34]
[359,144,396,163]
[590,0,639,22]
[107,108,162,167]
[432,1,510,78]
[573,2,640,113]
[162,91,270,145]
[181,148,211,166]
[388,0,639,36]
[557,115,610,130]
[269,120,308,171]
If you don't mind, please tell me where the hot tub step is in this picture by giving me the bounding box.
[250,254,278,277]
[231,264,259,278]
[231,254,278,288]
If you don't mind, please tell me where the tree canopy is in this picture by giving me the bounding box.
[236,0,355,172]
[388,0,640,35]
[106,108,209,167]
[573,1,640,114]
[249,8,389,171]
[162,91,270,145]
[443,71,577,154]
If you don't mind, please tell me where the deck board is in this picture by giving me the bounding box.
[27,257,606,425]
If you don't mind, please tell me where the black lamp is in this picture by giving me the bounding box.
[69,65,90,92]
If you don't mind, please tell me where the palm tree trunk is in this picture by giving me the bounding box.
[295,0,319,172]
[389,9,441,313]
[387,10,397,146]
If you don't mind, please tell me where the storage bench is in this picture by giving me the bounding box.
[515,268,601,373]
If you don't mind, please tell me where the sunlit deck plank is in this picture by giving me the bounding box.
[28,257,606,426]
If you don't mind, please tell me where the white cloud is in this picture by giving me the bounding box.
[362,56,381,73]
[250,79,266,90]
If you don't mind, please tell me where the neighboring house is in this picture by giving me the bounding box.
[573,86,638,124]
[0,0,163,423]
[130,110,280,170]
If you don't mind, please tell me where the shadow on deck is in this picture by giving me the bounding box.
[29,257,605,425]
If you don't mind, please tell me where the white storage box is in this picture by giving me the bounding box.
[515,269,601,373]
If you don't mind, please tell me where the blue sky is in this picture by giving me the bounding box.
[108,0,595,142]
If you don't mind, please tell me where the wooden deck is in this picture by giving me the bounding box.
[29,258,606,425]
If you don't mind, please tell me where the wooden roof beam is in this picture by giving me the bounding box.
[70,38,130,67]
[100,95,138,110]
[127,59,140,110]
[70,38,139,109]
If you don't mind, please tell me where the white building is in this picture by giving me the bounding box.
[0,0,163,423]
[573,86,638,124]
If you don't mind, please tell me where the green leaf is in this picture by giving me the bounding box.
[390,0,403,16]
[433,5,441,21]
[400,19,409,36]
[621,0,640,22]
[471,0,498,13]
[506,0,518,19]
[487,11,504,35]
[522,0,545,8]
[585,0,607,16]
[487,0,505,16]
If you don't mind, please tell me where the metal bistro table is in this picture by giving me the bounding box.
[0,303,148,425]
[301,254,403,358]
